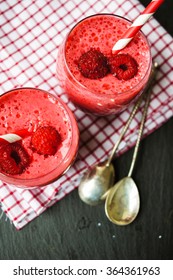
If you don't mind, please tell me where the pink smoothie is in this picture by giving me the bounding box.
[0,88,79,188]
[57,14,152,115]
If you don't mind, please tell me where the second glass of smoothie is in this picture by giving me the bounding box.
[0,88,79,188]
[57,14,152,116]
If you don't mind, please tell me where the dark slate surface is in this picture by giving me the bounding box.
[0,0,172,260]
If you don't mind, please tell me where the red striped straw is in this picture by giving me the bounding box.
[0,129,31,145]
[112,0,164,54]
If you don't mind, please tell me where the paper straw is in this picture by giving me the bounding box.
[0,129,31,145]
[112,0,164,54]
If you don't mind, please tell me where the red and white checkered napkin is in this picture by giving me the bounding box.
[0,0,173,229]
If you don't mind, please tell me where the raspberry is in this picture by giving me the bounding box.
[108,53,138,80]
[0,142,30,175]
[77,48,110,79]
[31,126,61,156]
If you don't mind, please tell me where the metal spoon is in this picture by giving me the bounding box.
[105,62,158,225]
[78,96,142,206]
[78,62,158,206]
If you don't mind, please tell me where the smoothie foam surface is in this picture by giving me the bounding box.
[66,15,150,95]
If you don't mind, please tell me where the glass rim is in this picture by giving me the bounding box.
[63,13,152,98]
[0,87,79,188]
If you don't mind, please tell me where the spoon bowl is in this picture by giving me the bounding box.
[78,160,115,205]
[105,177,140,225]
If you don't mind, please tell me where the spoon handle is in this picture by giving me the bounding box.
[128,62,159,177]
[107,62,158,166]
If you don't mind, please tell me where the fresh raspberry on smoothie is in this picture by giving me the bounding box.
[77,48,110,79]
[108,53,138,80]
[0,142,30,175]
[31,125,61,156]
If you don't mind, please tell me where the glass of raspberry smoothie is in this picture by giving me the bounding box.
[0,88,79,188]
[57,14,152,115]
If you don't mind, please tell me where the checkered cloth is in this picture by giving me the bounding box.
[0,0,173,229]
